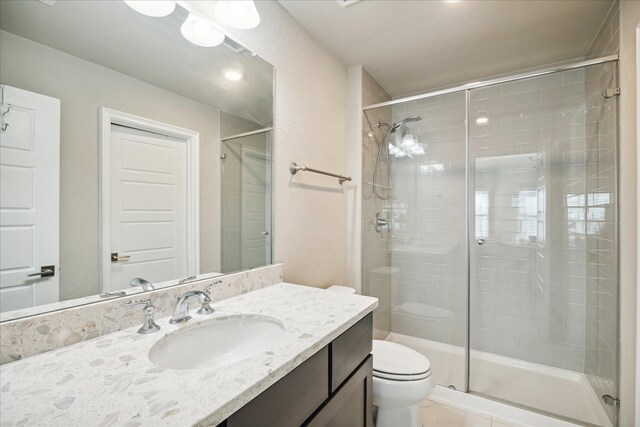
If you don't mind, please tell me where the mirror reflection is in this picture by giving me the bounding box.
[0,0,274,316]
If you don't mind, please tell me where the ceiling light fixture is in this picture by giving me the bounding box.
[181,13,225,47]
[214,1,260,29]
[124,0,261,48]
[224,68,244,81]
[124,0,176,17]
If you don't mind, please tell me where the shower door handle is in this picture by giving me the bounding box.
[477,239,485,245]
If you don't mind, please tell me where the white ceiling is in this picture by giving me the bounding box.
[0,0,273,125]
[279,0,614,98]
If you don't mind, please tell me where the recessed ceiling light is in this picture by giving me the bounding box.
[476,116,489,125]
[214,1,260,29]
[124,1,176,17]
[181,14,225,47]
[224,69,244,81]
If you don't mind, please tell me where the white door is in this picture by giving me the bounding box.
[241,147,271,269]
[0,84,60,312]
[107,125,188,292]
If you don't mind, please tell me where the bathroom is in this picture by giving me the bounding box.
[0,0,638,426]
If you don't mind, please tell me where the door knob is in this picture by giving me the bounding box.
[27,265,55,278]
[262,231,269,236]
[111,252,131,262]
[477,239,485,245]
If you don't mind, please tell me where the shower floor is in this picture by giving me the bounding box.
[386,332,612,427]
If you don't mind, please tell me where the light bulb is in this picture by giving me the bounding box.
[214,1,260,29]
[124,1,176,17]
[224,69,244,81]
[181,14,225,47]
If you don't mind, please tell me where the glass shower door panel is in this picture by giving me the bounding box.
[391,92,468,391]
[468,63,618,427]
[362,92,468,391]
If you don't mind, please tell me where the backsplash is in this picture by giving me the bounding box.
[0,264,283,364]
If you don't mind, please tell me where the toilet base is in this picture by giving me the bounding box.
[375,404,422,427]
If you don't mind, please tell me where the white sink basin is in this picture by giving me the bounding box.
[149,314,285,370]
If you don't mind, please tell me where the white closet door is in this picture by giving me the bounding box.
[108,125,187,292]
[0,85,60,312]
[241,147,270,269]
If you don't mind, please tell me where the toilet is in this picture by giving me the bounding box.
[371,340,434,427]
[325,286,434,427]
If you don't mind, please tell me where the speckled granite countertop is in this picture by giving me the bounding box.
[0,283,378,427]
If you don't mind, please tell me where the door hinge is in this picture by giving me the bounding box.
[602,395,620,407]
[602,88,620,98]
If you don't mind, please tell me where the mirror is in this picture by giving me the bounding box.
[0,0,274,319]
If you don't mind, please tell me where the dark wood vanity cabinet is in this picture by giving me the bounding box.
[222,313,373,427]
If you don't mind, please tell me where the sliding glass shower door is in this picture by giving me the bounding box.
[361,58,619,427]
[468,62,618,427]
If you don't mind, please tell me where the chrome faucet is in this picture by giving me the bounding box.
[170,290,214,324]
[130,277,155,291]
[123,298,161,334]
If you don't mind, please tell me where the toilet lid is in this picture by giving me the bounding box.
[372,340,431,381]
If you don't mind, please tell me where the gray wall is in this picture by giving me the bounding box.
[0,31,221,300]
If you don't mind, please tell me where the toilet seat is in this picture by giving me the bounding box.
[372,340,431,381]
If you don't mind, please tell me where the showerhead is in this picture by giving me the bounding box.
[387,115,425,158]
[390,115,422,132]
[401,115,422,124]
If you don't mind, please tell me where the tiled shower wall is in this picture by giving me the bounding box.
[361,69,392,340]
[468,70,589,371]
[385,67,605,372]
[389,92,467,347]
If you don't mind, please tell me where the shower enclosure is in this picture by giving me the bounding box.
[361,57,618,426]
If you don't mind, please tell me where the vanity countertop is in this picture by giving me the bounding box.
[0,283,378,426]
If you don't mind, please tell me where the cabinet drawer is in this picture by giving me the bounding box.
[226,346,329,427]
[330,313,372,392]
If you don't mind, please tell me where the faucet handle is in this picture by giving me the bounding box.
[124,298,161,334]
[198,280,222,315]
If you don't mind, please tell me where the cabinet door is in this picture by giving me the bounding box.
[330,314,372,392]
[226,347,329,427]
[304,356,373,427]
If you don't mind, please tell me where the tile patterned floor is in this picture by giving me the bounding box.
[420,398,529,427]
